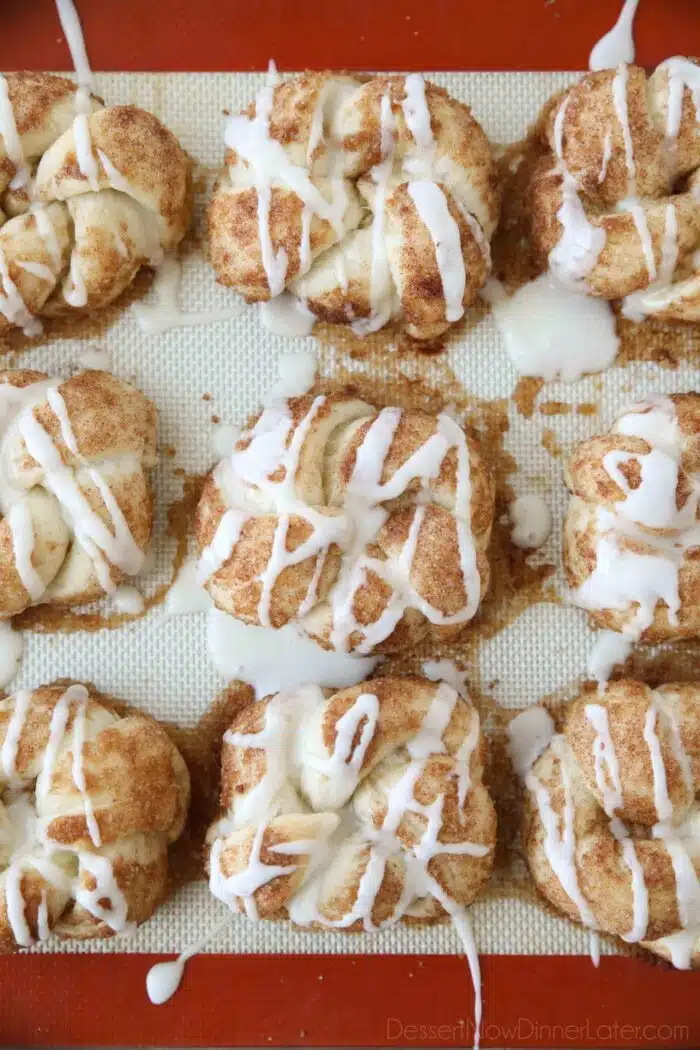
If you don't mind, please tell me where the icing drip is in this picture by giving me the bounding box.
[0,75,29,189]
[525,734,597,928]
[589,0,640,71]
[549,97,607,289]
[658,57,700,144]
[134,256,244,334]
[55,0,100,190]
[485,275,619,380]
[204,680,488,1043]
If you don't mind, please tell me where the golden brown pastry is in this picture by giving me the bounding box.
[527,59,700,321]
[514,680,700,969]
[0,369,157,617]
[0,682,190,950]
[0,72,192,335]
[208,72,500,339]
[206,676,496,931]
[195,392,494,654]
[564,393,700,647]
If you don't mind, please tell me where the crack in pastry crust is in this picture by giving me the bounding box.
[194,392,494,655]
[521,680,700,968]
[527,59,700,321]
[0,682,190,950]
[0,71,192,335]
[0,368,157,617]
[206,676,496,931]
[208,71,500,339]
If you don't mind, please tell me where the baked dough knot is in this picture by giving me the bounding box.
[208,72,500,339]
[0,682,190,950]
[0,368,157,618]
[0,72,192,335]
[523,680,700,967]
[564,392,700,642]
[195,393,494,654]
[207,676,496,930]
[528,59,700,321]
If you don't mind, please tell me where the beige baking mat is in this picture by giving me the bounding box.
[6,70,698,959]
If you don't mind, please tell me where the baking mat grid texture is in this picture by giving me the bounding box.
[7,70,697,959]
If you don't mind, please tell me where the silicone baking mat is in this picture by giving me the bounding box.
[2,1,700,1047]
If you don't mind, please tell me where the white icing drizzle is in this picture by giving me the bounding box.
[146,915,233,1005]
[200,388,482,655]
[1,684,131,946]
[658,57,700,144]
[611,65,635,187]
[6,501,44,601]
[55,0,100,190]
[549,97,607,288]
[623,203,679,321]
[351,94,396,336]
[507,707,555,779]
[574,396,700,675]
[0,75,29,189]
[0,689,31,784]
[598,129,613,183]
[407,181,465,323]
[204,679,488,1042]
[585,704,623,815]
[134,256,244,334]
[0,623,23,690]
[524,734,597,928]
[13,382,145,592]
[0,245,42,337]
[589,0,640,70]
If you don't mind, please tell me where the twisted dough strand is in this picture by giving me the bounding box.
[0,682,189,950]
[208,72,500,339]
[195,393,494,654]
[520,680,700,968]
[0,369,157,618]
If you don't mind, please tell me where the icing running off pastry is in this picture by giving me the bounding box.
[199,678,493,1047]
[133,256,244,334]
[484,275,620,381]
[205,608,379,697]
[589,0,640,71]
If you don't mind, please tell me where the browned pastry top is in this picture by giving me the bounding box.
[0,682,190,950]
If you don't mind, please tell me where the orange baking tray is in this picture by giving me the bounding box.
[2,1,700,1047]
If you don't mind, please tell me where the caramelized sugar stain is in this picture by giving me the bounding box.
[165,684,253,889]
[512,376,544,418]
[13,473,204,634]
[541,427,563,459]
[0,268,155,357]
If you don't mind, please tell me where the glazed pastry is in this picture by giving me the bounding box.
[564,393,700,645]
[0,682,190,949]
[527,59,700,321]
[0,369,157,617]
[208,72,500,339]
[514,680,700,969]
[195,392,494,654]
[206,675,495,930]
[0,72,192,336]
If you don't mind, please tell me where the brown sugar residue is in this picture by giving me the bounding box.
[576,403,598,416]
[14,473,204,634]
[538,400,570,416]
[541,427,563,459]
[512,376,544,418]
[166,684,253,888]
[0,267,155,357]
